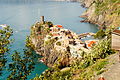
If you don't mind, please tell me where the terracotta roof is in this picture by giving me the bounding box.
[56,25,63,28]
[52,33,59,36]
[87,41,96,47]
[112,30,120,35]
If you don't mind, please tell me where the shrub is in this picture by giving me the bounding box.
[94,29,106,39]
[56,42,61,46]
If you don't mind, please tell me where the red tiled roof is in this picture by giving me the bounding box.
[52,33,59,36]
[113,29,120,34]
[56,25,63,28]
[88,41,96,47]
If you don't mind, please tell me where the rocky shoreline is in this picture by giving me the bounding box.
[80,0,106,27]
[79,0,120,29]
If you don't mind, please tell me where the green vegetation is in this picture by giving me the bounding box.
[79,59,108,79]
[94,29,106,39]
[31,21,51,38]
[7,49,36,80]
[33,68,72,80]
[56,42,61,46]
[45,21,53,27]
[26,36,35,50]
[7,34,38,80]
[91,38,112,59]
[2,2,119,79]
[0,25,39,80]
[31,18,116,80]
[70,38,114,79]
[95,0,120,15]
[95,0,120,27]
[0,26,13,75]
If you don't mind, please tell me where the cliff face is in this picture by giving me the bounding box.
[80,0,95,7]
[81,0,120,28]
[30,22,62,67]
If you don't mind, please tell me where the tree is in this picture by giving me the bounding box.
[94,29,106,39]
[7,35,38,80]
[0,26,13,75]
[7,48,36,80]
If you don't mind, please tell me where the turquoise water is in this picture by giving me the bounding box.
[0,0,98,79]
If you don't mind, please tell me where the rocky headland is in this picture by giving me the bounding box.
[29,20,95,68]
[80,0,120,29]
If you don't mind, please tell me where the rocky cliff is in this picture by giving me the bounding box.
[29,21,89,68]
[29,22,63,67]
[80,0,120,29]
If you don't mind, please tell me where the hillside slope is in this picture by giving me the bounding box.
[95,53,120,80]
[32,0,120,80]
[81,0,120,28]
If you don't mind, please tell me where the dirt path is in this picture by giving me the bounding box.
[96,53,120,80]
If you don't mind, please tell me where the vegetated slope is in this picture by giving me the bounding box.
[81,0,120,79]
[81,0,120,29]
[31,22,114,80]
[32,0,120,80]
[95,53,120,80]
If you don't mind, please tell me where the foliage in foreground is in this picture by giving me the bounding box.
[33,68,72,80]
[7,36,37,80]
[0,26,13,75]
[94,29,106,39]
[7,49,36,80]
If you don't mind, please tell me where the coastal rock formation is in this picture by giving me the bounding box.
[29,21,93,68]
[80,0,120,29]
[80,0,95,8]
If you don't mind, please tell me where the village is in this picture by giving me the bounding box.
[44,24,99,58]
[30,16,99,62]
[29,16,120,80]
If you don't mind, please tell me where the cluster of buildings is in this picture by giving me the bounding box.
[43,24,96,58]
